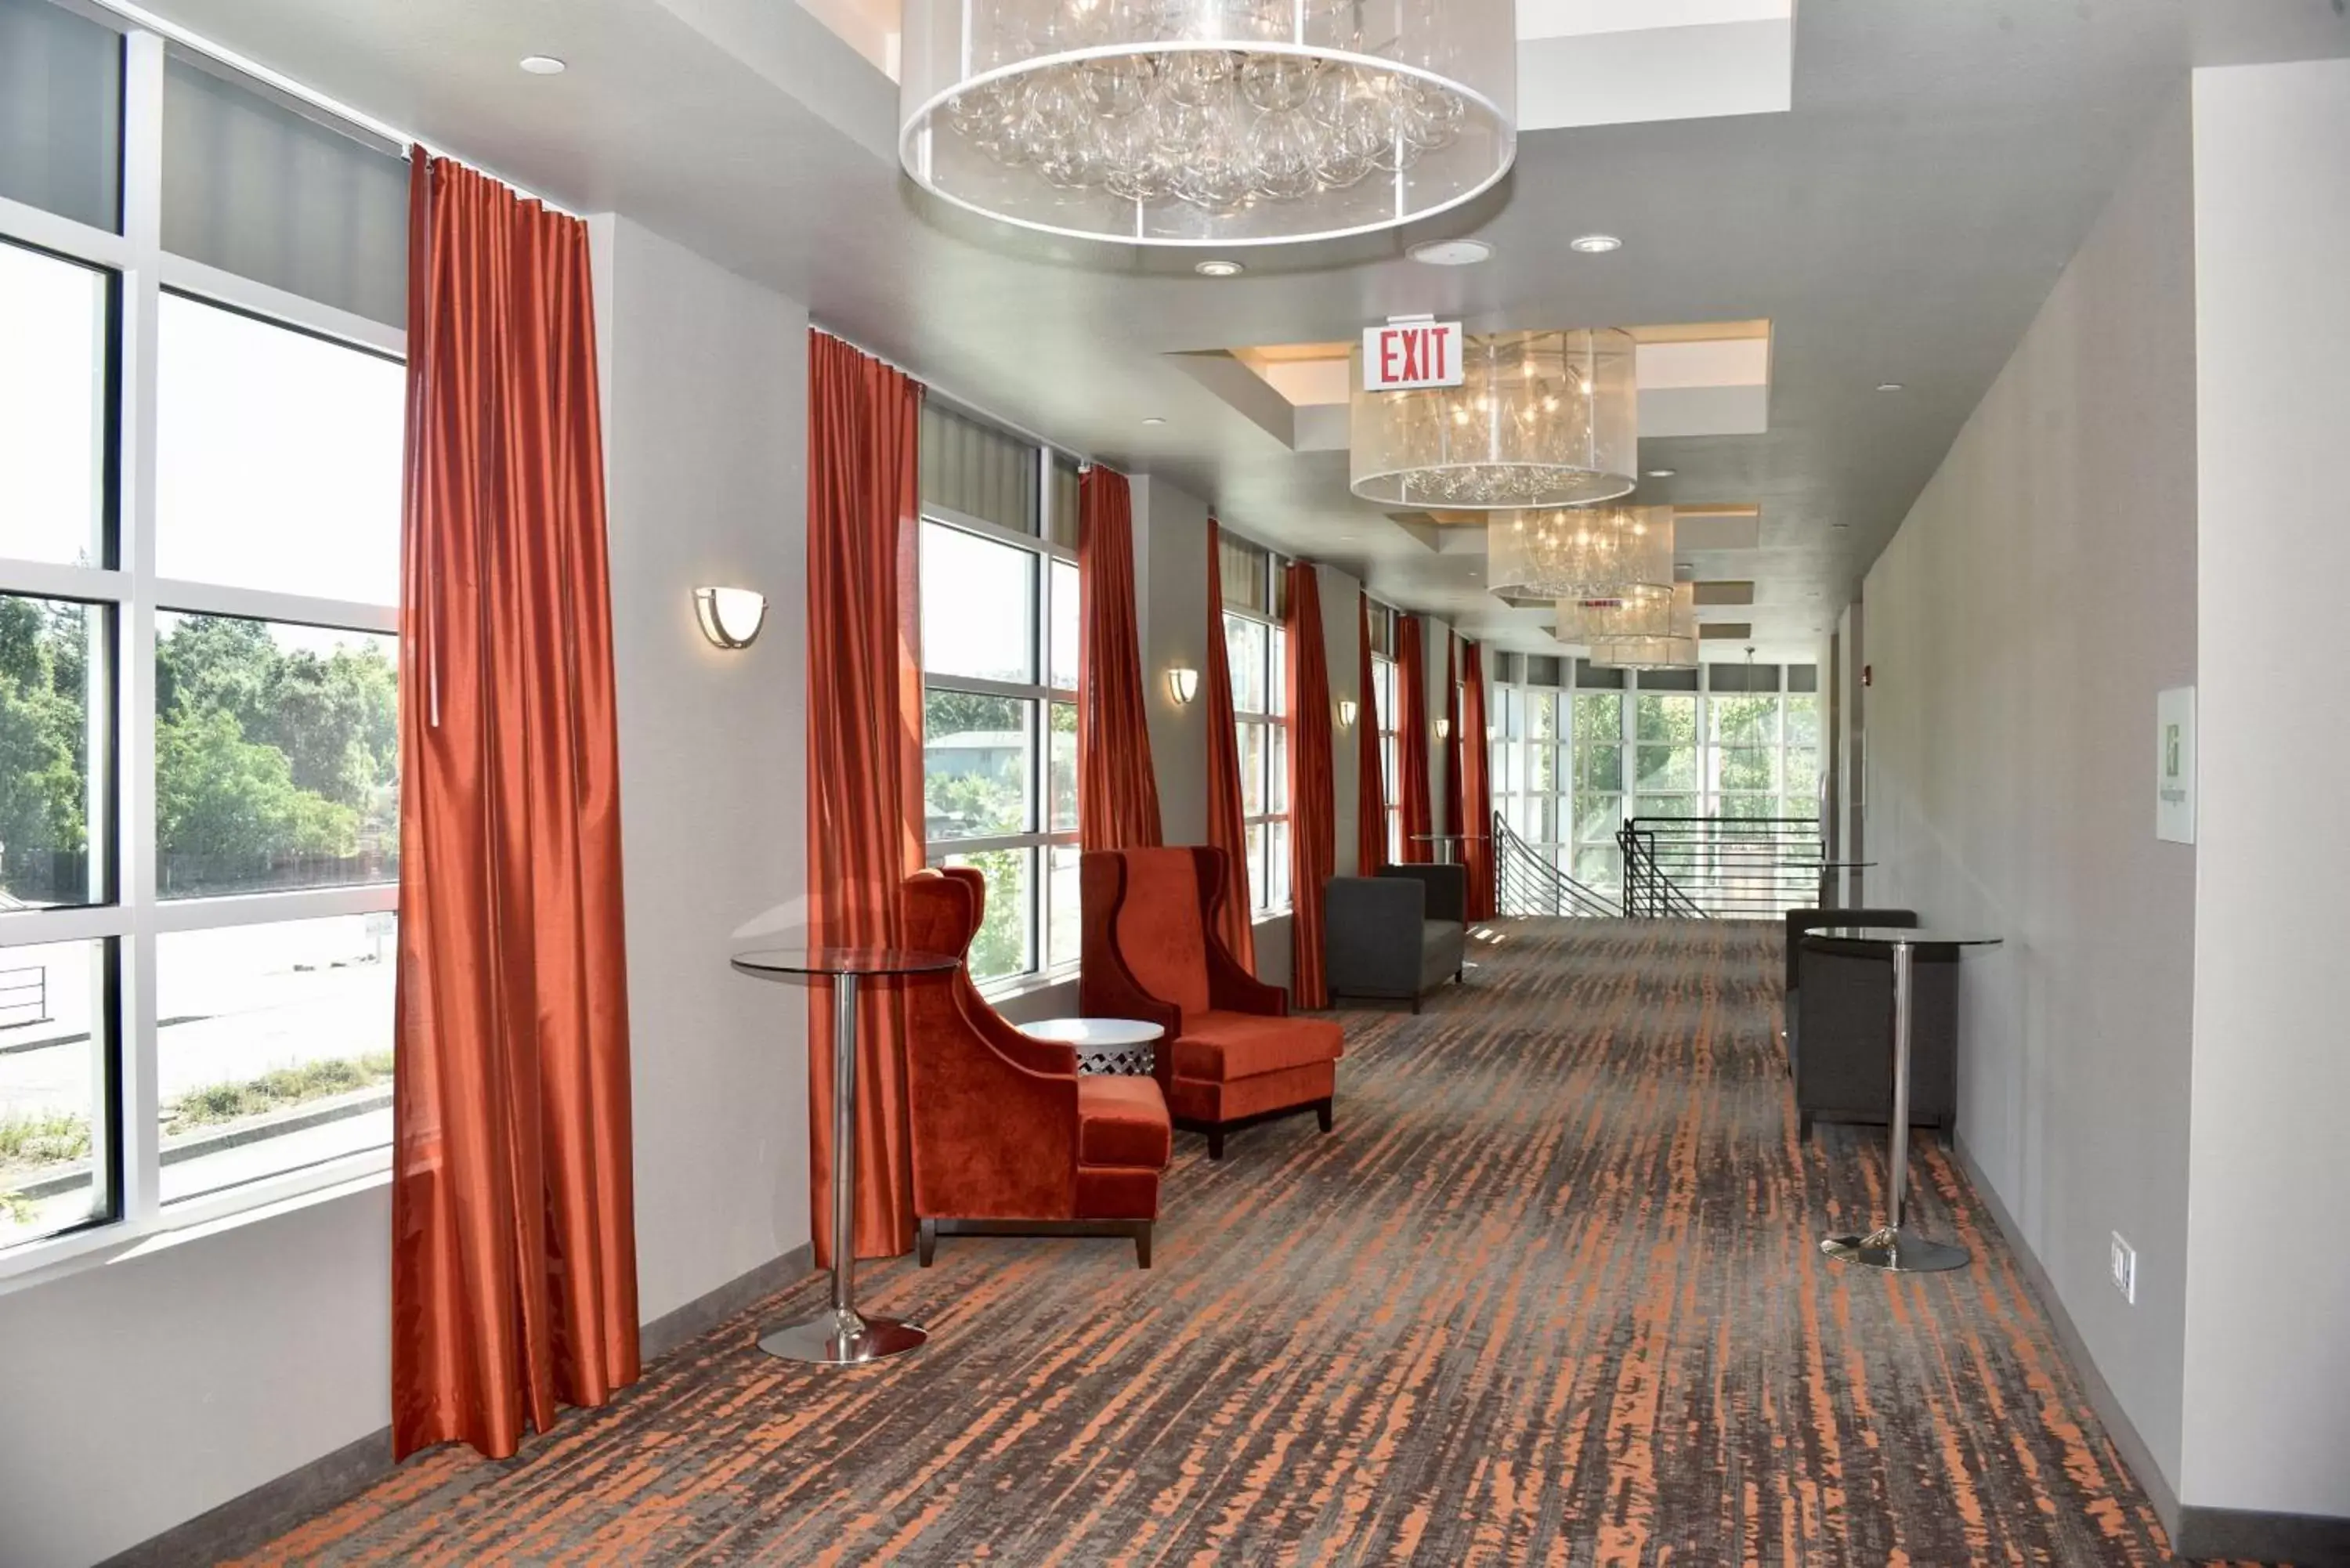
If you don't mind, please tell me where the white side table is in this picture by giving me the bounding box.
[1021,1017,1163,1077]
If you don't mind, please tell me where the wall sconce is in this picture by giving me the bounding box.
[1338,699,1358,729]
[1166,665,1201,705]
[693,586,766,649]
[1434,717,1452,741]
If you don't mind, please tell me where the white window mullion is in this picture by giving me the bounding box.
[116,28,169,1226]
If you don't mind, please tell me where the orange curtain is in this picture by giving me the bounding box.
[1078,468,1164,852]
[1202,520,1255,963]
[805,331,925,1267]
[1396,616,1434,862]
[1462,642,1495,921]
[1285,563,1336,1009]
[1355,592,1386,876]
[1443,634,1465,843]
[392,153,638,1461]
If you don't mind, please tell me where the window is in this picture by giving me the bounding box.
[1223,534,1289,912]
[1369,602,1400,862]
[1475,659,1825,901]
[917,406,1079,988]
[2,16,408,1261]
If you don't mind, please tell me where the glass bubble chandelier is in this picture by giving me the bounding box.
[1553,581,1676,645]
[1486,504,1673,601]
[1588,585,1698,670]
[1351,329,1638,508]
[899,2,1519,246]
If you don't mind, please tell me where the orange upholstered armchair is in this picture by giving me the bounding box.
[1079,847,1344,1159]
[902,868,1170,1266]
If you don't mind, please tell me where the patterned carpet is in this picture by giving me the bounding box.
[244,919,2251,1566]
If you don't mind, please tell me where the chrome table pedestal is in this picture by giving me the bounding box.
[1808,927,2002,1275]
[732,946,959,1365]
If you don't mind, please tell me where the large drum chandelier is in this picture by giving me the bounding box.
[898,2,1518,247]
[1351,330,1638,508]
[1589,585,1698,670]
[1554,582,1676,645]
[1486,504,1672,601]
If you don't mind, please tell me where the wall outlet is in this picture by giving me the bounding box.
[2110,1233,2138,1305]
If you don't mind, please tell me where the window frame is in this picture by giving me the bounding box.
[1369,602,1401,864]
[916,434,1082,995]
[1481,660,1824,899]
[1223,537,1290,915]
[0,28,407,1277]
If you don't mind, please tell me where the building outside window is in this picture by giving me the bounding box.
[2,12,409,1260]
[916,404,1083,988]
[1221,533,1289,912]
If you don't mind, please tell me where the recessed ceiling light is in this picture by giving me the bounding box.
[1141,416,1167,426]
[519,55,567,74]
[1569,234,1622,255]
[1832,522,1851,530]
[1408,238,1494,266]
[1876,381,1904,393]
[1646,468,1676,479]
[1195,259,1244,278]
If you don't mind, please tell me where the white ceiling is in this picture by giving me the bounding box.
[121,0,2350,658]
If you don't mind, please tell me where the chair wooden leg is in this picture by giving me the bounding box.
[916,1218,937,1266]
[1207,1127,1226,1161]
[1315,1098,1334,1133]
[1798,1112,1813,1142]
[1134,1222,1153,1270]
[1411,995,1423,1015]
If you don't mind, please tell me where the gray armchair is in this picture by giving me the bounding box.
[1325,865,1468,1012]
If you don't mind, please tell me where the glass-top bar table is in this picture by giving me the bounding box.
[732,945,959,1365]
[1803,927,2003,1274]
[1410,833,1488,867]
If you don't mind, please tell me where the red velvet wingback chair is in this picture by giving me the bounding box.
[902,868,1170,1266]
[1079,847,1344,1158]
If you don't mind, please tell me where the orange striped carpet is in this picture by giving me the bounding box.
[244,919,2252,1566]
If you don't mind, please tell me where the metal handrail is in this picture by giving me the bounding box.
[1618,816,1821,919]
[1492,812,1621,918]
[1617,826,1708,919]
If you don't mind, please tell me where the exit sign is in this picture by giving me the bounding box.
[1362,319,1463,392]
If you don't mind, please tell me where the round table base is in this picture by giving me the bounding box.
[1820,1227,1971,1274]
[757,1306,927,1365]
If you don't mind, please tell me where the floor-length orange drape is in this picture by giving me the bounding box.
[805,331,926,1268]
[1202,519,1255,964]
[392,152,638,1461]
[1396,616,1434,863]
[1285,563,1336,1009]
[1461,642,1495,921]
[1079,468,1164,852]
[1443,634,1465,844]
[1355,592,1386,876]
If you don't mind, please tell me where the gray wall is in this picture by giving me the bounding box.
[1861,94,2198,1495]
[2181,57,2350,1521]
[591,214,814,1326]
[1321,565,1365,878]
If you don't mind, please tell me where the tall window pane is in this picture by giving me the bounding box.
[923,689,1033,843]
[0,937,113,1248]
[154,613,399,899]
[1049,558,1079,692]
[155,293,403,602]
[0,594,108,909]
[920,522,1036,684]
[157,915,395,1205]
[0,241,110,568]
[945,847,1034,982]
